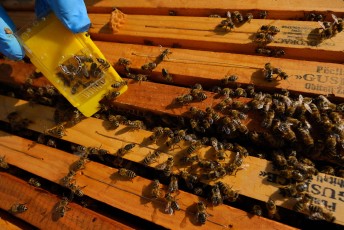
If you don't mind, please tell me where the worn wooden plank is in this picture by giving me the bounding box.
[0,131,296,230]
[87,13,344,64]
[0,215,23,230]
[0,95,342,226]
[8,12,344,64]
[0,172,134,230]
[93,41,344,101]
[3,0,344,20]
[0,60,343,165]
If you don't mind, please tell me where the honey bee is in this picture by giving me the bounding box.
[164,193,180,214]
[104,91,120,100]
[221,75,238,85]
[219,88,234,98]
[118,168,137,180]
[266,198,279,219]
[166,129,186,149]
[308,204,336,222]
[232,11,244,23]
[251,205,263,216]
[215,98,233,112]
[293,193,313,212]
[175,94,193,105]
[168,175,179,193]
[245,13,254,22]
[28,178,41,187]
[179,154,199,165]
[210,184,223,206]
[297,127,314,147]
[163,127,174,138]
[162,68,173,82]
[111,80,127,89]
[279,183,307,198]
[116,143,136,157]
[179,170,198,190]
[273,121,297,142]
[218,11,235,30]
[126,120,145,130]
[117,57,131,66]
[264,63,274,81]
[260,25,280,35]
[196,201,208,225]
[133,74,148,82]
[0,155,9,169]
[261,110,275,128]
[149,126,164,142]
[271,151,287,169]
[44,123,66,138]
[73,155,89,171]
[255,32,274,44]
[55,197,71,218]
[150,180,162,199]
[61,170,76,186]
[159,156,174,177]
[318,21,333,40]
[96,57,110,70]
[141,62,157,71]
[67,182,85,197]
[186,140,203,155]
[279,169,305,182]
[11,203,28,213]
[157,48,172,63]
[142,150,162,165]
[216,181,239,202]
[259,11,268,19]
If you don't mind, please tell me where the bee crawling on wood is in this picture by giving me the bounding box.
[332,14,343,34]
[117,57,132,67]
[44,123,67,138]
[158,156,174,177]
[150,179,162,199]
[28,178,41,187]
[195,201,209,225]
[10,203,28,213]
[175,94,193,105]
[96,57,110,70]
[67,182,86,197]
[157,48,172,63]
[142,150,161,165]
[218,11,235,31]
[164,192,180,215]
[116,143,136,157]
[141,62,157,71]
[162,68,173,82]
[266,198,280,219]
[126,120,145,130]
[118,168,137,181]
[0,155,9,169]
[318,21,333,41]
[111,80,127,89]
[55,197,71,218]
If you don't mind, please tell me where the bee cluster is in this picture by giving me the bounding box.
[56,52,112,96]
[116,48,173,83]
[216,11,253,31]
[174,83,208,105]
[317,14,343,41]
[263,63,289,82]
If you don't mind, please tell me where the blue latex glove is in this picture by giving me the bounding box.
[0,0,91,60]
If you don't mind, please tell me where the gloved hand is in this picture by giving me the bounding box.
[0,0,91,60]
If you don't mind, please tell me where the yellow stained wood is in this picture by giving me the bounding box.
[0,173,134,230]
[0,95,342,226]
[0,132,296,230]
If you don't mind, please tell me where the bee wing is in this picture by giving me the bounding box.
[332,14,339,24]
[318,21,326,30]
[226,11,232,19]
